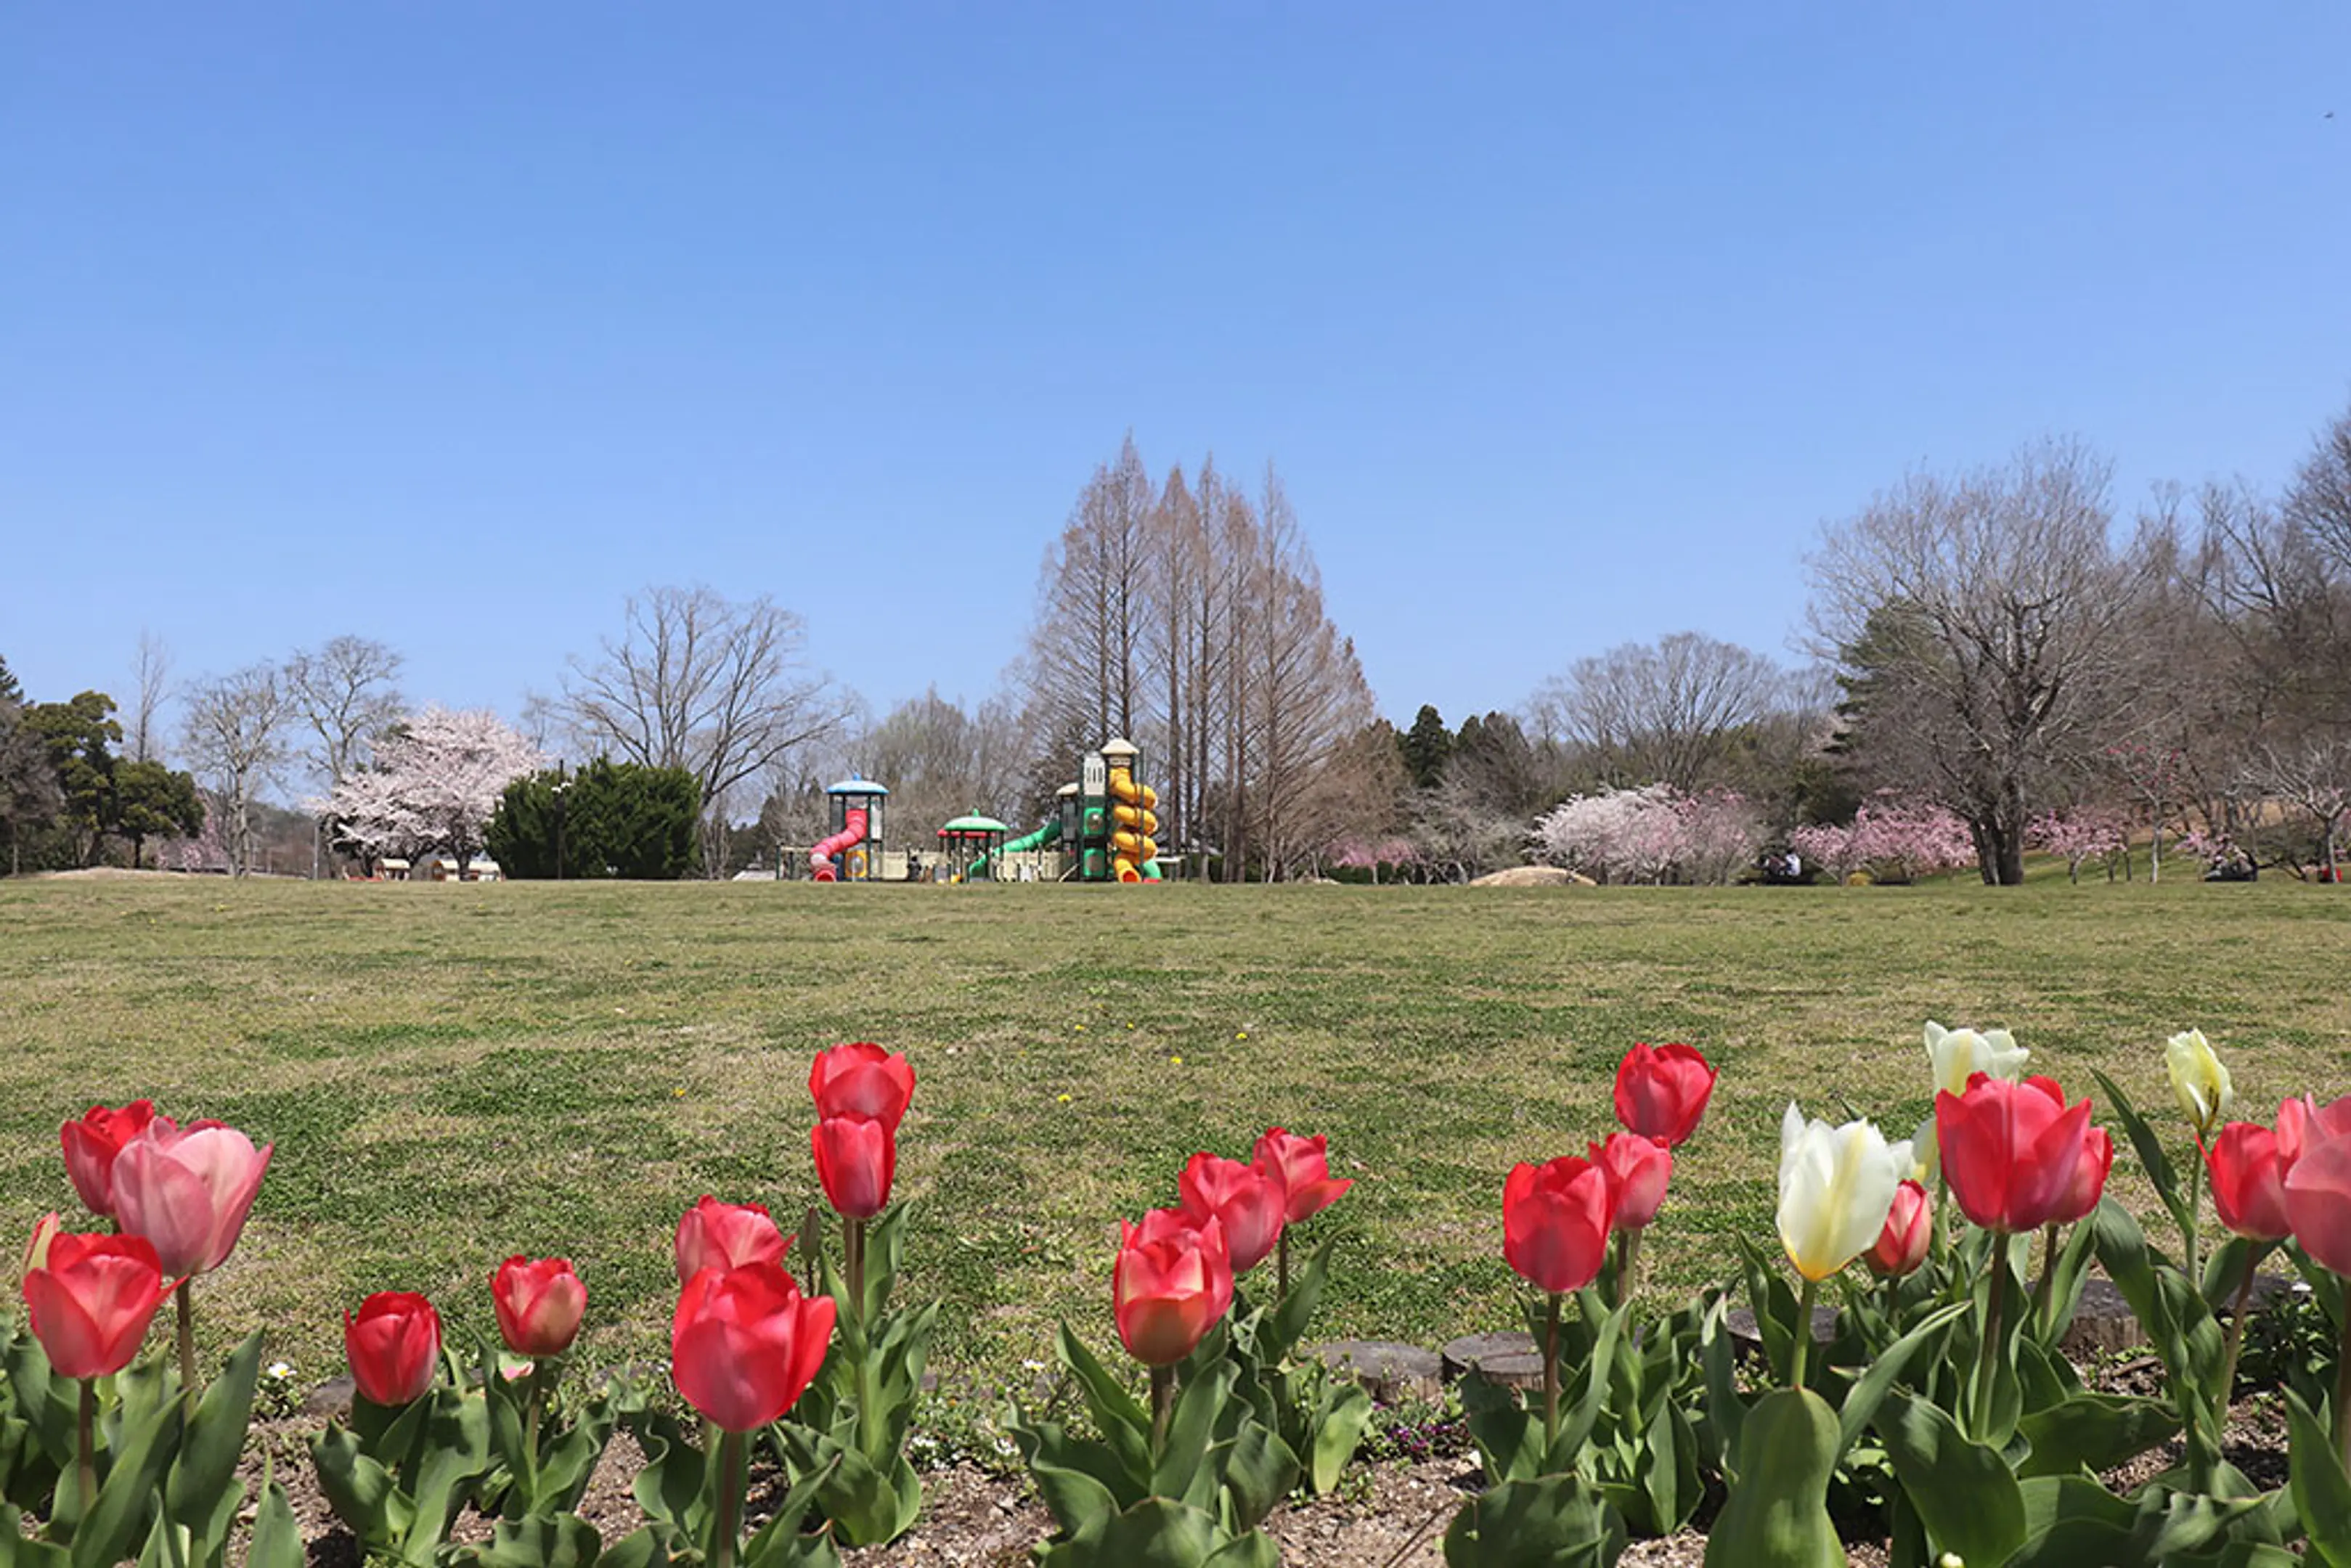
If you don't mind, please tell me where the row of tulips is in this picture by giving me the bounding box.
[16,1023,2351,1567]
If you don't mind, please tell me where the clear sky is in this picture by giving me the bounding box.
[4,4,2347,743]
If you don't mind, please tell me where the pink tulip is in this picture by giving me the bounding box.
[2207,1123,2293,1242]
[1935,1073,2091,1235]
[346,1292,441,1407]
[2051,1126,2114,1227]
[111,1118,272,1278]
[674,1197,788,1284]
[1503,1155,1615,1295]
[1867,1181,1933,1278]
[811,1116,895,1220]
[1115,1209,1233,1366]
[1252,1129,1353,1222]
[808,1043,915,1132]
[1589,1132,1673,1230]
[492,1257,587,1358]
[1178,1153,1286,1275]
[2285,1134,2351,1278]
[23,1232,168,1379]
[60,1100,157,1219]
[2276,1093,2351,1175]
[1613,1042,1717,1148]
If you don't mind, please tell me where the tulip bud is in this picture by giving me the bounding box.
[1589,1133,1672,1230]
[1503,1155,1615,1294]
[1936,1076,2092,1236]
[811,1116,895,1220]
[2207,1123,2292,1241]
[1613,1042,1716,1148]
[345,1292,441,1407]
[1866,1181,1932,1278]
[808,1043,915,1131]
[491,1257,587,1358]
[2165,1029,2232,1144]
[20,1212,61,1285]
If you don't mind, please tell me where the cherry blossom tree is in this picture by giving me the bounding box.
[2028,808,2130,883]
[1788,799,1974,885]
[1531,784,1764,885]
[325,707,543,873]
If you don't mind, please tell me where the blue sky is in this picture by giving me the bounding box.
[4,4,2347,745]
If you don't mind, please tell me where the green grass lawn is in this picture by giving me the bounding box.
[2,870,2346,1403]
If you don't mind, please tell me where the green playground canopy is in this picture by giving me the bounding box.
[937,814,1010,836]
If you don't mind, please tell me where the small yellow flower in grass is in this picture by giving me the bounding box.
[1056,1093,1072,1105]
[673,1087,686,1098]
[1236,1030,1247,1041]
[1075,1024,1086,1033]
[1169,1055,1183,1066]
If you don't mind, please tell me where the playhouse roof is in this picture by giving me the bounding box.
[937,813,1010,836]
[826,776,889,796]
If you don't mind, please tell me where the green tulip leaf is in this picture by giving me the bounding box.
[1833,1299,1969,1463]
[166,1329,263,1531]
[244,1471,303,1568]
[1149,1360,1236,1505]
[2286,1391,2351,1568]
[1201,1533,1282,1568]
[736,1453,840,1568]
[1215,1418,1299,1536]
[1871,1387,2026,1567]
[1258,1238,1336,1368]
[1639,1397,1703,1536]
[1699,1298,1747,1482]
[311,1422,415,1546]
[1037,1496,1223,1568]
[1054,1326,1152,1485]
[1,1503,73,1568]
[465,1511,605,1568]
[2092,1069,2193,1243]
[1025,1451,1126,1542]
[1460,1373,1539,1485]
[1442,1472,1626,1568]
[1700,1388,1844,1568]
[2016,1392,2181,1479]
[72,1384,184,1568]
[1308,1382,1372,1495]
[593,1525,672,1568]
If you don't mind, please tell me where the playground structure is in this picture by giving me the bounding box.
[810,776,887,881]
[934,812,1009,882]
[1078,737,1162,882]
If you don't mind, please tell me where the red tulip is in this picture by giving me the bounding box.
[111,1117,272,1278]
[2276,1093,2351,1175]
[1115,1209,1233,1366]
[1866,1181,1933,1278]
[1502,1155,1615,1295]
[811,1116,895,1220]
[2053,1126,2115,1227]
[1252,1129,1353,1222]
[2286,1135,2351,1278]
[1178,1153,1286,1275]
[1935,1074,2093,1235]
[345,1291,441,1407]
[2207,1123,2293,1242]
[809,1043,915,1132]
[22,1232,168,1379]
[1613,1042,1717,1148]
[60,1100,157,1219]
[491,1257,587,1358]
[1589,1132,1673,1230]
[674,1197,788,1284]
[671,1260,836,1432]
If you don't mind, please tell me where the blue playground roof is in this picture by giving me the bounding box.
[826,776,890,796]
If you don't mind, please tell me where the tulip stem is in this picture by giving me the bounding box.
[1615,1229,1643,1312]
[712,1428,744,1568]
[2031,1222,2061,1338]
[2184,1153,2203,1290]
[175,1278,196,1390]
[846,1217,867,1326]
[1277,1231,1290,1303]
[2334,1307,2351,1483]
[1973,1260,2005,1442]
[1542,1292,1562,1454]
[76,1378,97,1522]
[1789,1278,1817,1391]
[2217,1252,2256,1412]
[523,1360,549,1498]
[1149,1365,1176,1462]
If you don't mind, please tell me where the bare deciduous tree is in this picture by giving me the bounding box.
[129,631,174,764]
[287,636,406,789]
[1809,438,2146,885]
[180,665,292,876]
[1532,632,1793,792]
[564,586,852,875]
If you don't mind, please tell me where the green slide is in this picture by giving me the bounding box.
[982,818,1060,878]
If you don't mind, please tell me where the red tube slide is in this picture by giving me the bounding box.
[809,807,868,882]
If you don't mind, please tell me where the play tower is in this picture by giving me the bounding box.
[1076,737,1161,881]
[810,776,887,881]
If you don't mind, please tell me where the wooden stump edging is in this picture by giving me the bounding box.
[1440,1331,1545,1391]
[1724,1305,1840,1349]
[1311,1339,1446,1403]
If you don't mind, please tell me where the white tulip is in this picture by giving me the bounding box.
[1925,1020,2029,1098]
[2165,1027,2233,1141]
[1778,1103,1910,1282]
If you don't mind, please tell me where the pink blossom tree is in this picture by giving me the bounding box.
[2027,808,2130,884]
[325,707,544,873]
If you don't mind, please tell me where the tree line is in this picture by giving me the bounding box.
[6,398,2350,883]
